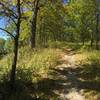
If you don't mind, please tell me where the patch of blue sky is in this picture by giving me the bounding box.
[63,0,68,3]
[0,18,8,39]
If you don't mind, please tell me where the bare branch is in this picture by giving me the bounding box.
[0,11,17,26]
[9,16,17,26]
[0,27,15,39]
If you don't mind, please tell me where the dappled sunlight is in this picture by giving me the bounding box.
[0,0,100,99]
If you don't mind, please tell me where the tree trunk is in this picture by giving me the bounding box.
[30,0,40,48]
[10,37,19,89]
[90,33,94,47]
[95,14,99,50]
[82,38,85,45]
[91,38,93,47]
[10,0,21,89]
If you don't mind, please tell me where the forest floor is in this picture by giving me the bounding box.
[31,48,100,100]
[0,46,100,100]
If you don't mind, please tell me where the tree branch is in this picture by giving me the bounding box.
[0,28,15,39]
[9,16,17,26]
[0,2,18,19]
[0,12,17,26]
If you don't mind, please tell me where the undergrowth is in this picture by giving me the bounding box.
[0,46,60,82]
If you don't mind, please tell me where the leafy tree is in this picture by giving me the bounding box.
[36,0,65,47]
[64,0,100,47]
[0,0,22,89]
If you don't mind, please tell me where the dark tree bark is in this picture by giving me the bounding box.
[95,13,99,50]
[90,32,94,47]
[82,38,85,45]
[10,0,21,89]
[30,0,40,48]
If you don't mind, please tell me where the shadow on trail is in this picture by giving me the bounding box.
[0,55,100,100]
[0,68,65,100]
[52,67,100,92]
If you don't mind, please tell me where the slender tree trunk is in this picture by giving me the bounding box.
[90,33,94,47]
[10,37,19,89]
[10,0,21,89]
[39,17,42,47]
[95,13,99,50]
[30,0,40,48]
[82,38,85,45]
[91,38,93,47]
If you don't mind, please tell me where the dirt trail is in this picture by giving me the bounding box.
[54,51,86,100]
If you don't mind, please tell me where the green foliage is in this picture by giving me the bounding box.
[79,51,100,81]
[36,0,65,47]
[0,0,100,99]
[0,38,5,55]
[0,46,60,82]
[86,51,100,67]
[64,0,100,44]
[4,39,14,53]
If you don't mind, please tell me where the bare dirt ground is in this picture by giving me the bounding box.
[33,49,99,100]
[52,50,86,100]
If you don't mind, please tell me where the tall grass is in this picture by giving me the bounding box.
[0,46,60,82]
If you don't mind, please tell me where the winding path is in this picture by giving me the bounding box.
[53,51,86,100]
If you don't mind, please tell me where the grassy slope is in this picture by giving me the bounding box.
[50,41,100,100]
[0,42,100,100]
[0,46,61,81]
[0,46,62,100]
[74,50,100,100]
